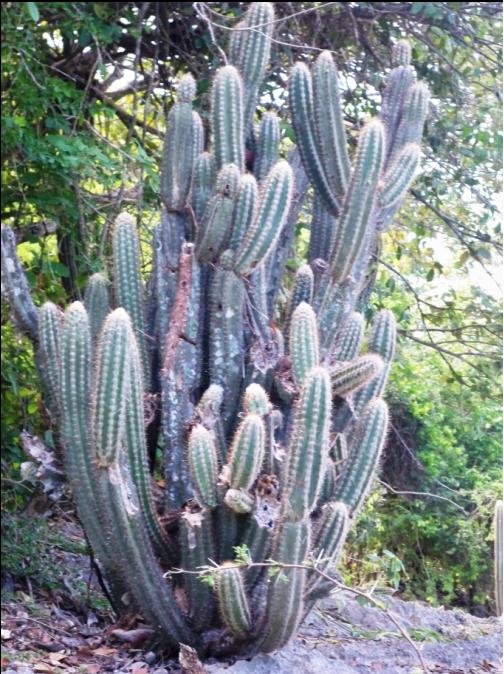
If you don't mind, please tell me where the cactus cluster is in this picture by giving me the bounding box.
[1,2,431,660]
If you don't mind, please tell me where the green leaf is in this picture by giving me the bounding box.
[26,2,39,22]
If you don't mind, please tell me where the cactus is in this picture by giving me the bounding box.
[234,161,294,276]
[113,213,150,385]
[1,8,430,658]
[161,73,197,210]
[195,164,240,262]
[216,565,251,638]
[212,66,245,172]
[84,273,110,343]
[254,112,280,182]
[495,500,503,616]
[289,302,320,387]
[38,302,63,421]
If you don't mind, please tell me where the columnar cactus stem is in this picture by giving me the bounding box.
[289,302,320,387]
[212,66,245,172]
[180,502,216,631]
[331,311,365,362]
[229,173,258,254]
[195,164,240,263]
[285,264,314,344]
[308,195,338,264]
[216,565,251,639]
[38,302,63,421]
[380,66,417,154]
[260,519,310,652]
[254,112,280,182]
[161,73,197,211]
[282,366,331,522]
[392,39,412,67]
[313,51,350,200]
[191,152,217,223]
[379,143,420,209]
[113,213,150,385]
[332,399,389,514]
[330,120,385,283]
[330,354,383,398]
[228,2,274,133]
[354,309,397,416]
[289,62,339,216]
[188,424,219,508]
[84,273,110,344]
[234,161,294,276]
[228,413,265,491]
[307,501,349,594]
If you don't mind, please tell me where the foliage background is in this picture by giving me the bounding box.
[1,1,502,614]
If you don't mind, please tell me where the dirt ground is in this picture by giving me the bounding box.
[1,513,502,674]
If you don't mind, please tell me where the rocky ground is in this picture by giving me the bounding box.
[1,513,502,674]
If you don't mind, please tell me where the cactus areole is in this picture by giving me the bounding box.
[1,2,429,660]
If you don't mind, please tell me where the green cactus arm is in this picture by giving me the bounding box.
[243,383,271,417]
[84,273,110,343]
[195,164,240,263]
[60,302,127,611]
[191,152,217,224]
[380,65,417,155]
[113,212,151,386]
[259,519,310,652]
[93,308,131,467]
[307,501,349,595]
[284,264,314,345]
[180,501,217,631]
[228,2,274,133]
[379,143,421,210]
[330,354,383,398]
[38,302,63,421]
[313,51,350,200]
[332,399,389,514]
[289,62,340,216]
[389,81,430,160]
[353,309,397,416]
[254,111,280,182]
[216,565,251,639]
[212,65,245,172]
[242,474,281,587]
[330,119,386,283]
[283,366,331,521]
[308,194,338,264]
[161,73,196,211]
[188,424,219,508]
[289,302,320,387]
[229,173,258,255]
[123,327,177,564]
[1,224,39,341]
[228,413,265,491]
[234,161,294,276]
[330,311,365,362]
[97,459,197,646]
